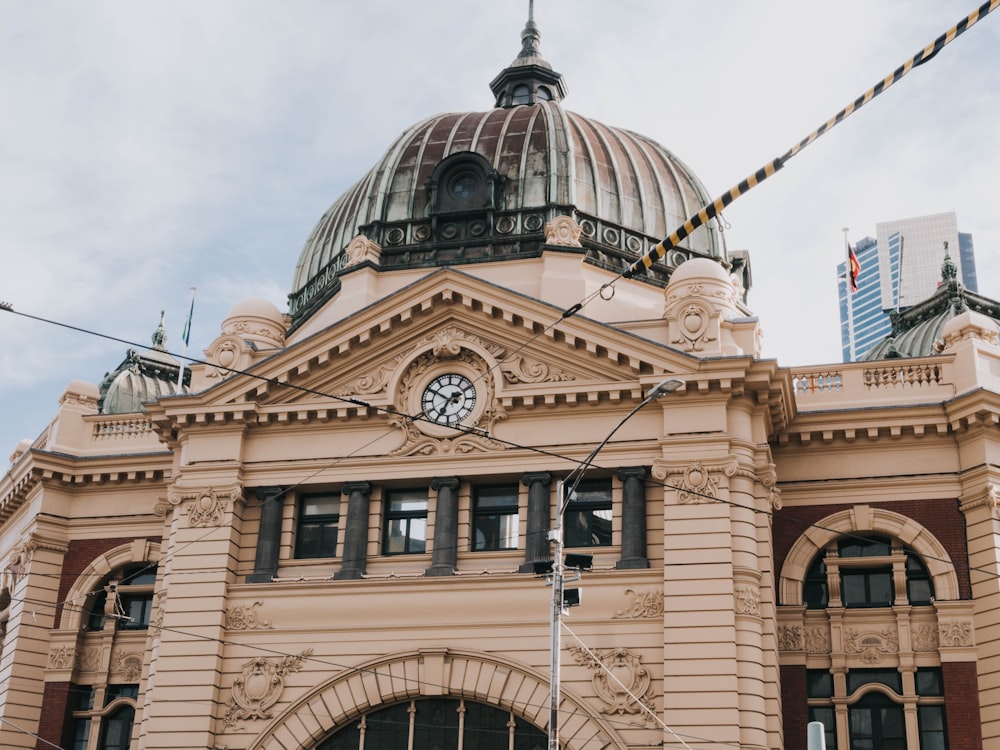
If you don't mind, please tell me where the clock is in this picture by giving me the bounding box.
[421,373,477,426]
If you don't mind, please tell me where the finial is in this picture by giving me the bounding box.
[151,311,168,349]
[489,0,567,107]
[940,240,958,282]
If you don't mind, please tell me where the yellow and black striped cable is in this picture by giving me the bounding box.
[625,0,999,278]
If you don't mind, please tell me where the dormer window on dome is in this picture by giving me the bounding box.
[428,153,505,214]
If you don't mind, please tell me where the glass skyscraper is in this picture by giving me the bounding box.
[837,211,977,362]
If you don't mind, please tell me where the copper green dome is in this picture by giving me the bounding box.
[289,13,729,326]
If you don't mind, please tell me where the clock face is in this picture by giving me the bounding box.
[421,373,477,426]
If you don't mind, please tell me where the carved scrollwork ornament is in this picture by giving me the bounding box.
[568,645,655,723]
[939,619,974,647]
[734,584,761,618]
[543,215,583,247]
[167,485,243,527]
[613,589,664,619]
[226,601,272,630]
[777,625,804,651]
[344,234,382,266]
[224,649,313,728]
[48,646,77,670]
[806,627,832,654]
[845,628,898,664]
[111,650,145,681]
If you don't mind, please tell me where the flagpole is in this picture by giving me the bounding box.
[177,286,196,391]
[843,228,856,360]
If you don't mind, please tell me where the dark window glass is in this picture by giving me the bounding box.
[71,717,91,750]
[120,567,156,586]
[511,84,531,105]
[809,706,837,750]
[839,535,892,557]
[296,495,341,559]
[316,699,547,750]
[841,568,893,607]
[918,705,947,750]
[105,684,138,705]
[384,490,428,555]
[848,693,905,750]
[473,485,519,551]
[98,704,135,750]
[565,479,612,547]
[807,670,834,698]
[74,686,95,711]
[847,669,902,695]
[118,594,152,630]
[536,86,552,101]
[906,553,934,605]
[87,590,108,631]
[804,556,828,609]
[916,668,943,696]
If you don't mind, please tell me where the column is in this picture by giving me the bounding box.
[616,466,649,569]
[519,472,552,573]
[335,482,372,581]
[426,477,460,577]
[245,486,284,583]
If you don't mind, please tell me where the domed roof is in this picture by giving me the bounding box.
[289,12,728,325]
[98,313,188,414]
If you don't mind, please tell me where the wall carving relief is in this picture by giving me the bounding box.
[226,601,272,630]
[939,620,974,647]
[653,459,738,504]
[48,645,76,670]
[912,624,939,652]
[778,625,803,652]
[845,628,898,664]
[734,584,761,618]
[544,215,583,247]
[568,645,655,723]
[806,627,831,655]
[111,650,145,681]
[670,302,718,352]
[612,589,664,619]
[344,234,382,266]
[224,649,313,729]
[158,485,242,526]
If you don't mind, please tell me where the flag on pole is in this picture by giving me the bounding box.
[177,287,196,390]
[848,243,861,293]
[181,288,196,346]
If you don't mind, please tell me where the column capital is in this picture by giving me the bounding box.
[342,481,372,496]
[522,471,553,487]
[617,466,648,481]
[431,476,460,492]
[255,486,285,503]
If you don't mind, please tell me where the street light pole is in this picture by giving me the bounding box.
[547,377,684,750]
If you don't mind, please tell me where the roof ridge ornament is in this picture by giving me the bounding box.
[489,1,568,108]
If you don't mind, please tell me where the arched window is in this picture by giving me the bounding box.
[315,698,547,750]
[511,84,531,105]
[85,564,158,631]
[430,153,496,214]
[801,535,933,609]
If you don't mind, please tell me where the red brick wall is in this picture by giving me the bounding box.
[780,664,808,749]
[55,536,160,628]
[943,661,982,748]
[36,681,73,750]
[773,498,971,600]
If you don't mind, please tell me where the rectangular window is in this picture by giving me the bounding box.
[472,485,519,551]
[847,668,902,695]
[565,479,612,547]
[117,594,153,630]
[918,705,947,750]
[841,568,893,607]
[916,668,943,696]
[807,670,833,698]
[296,494,341,559]
[384,489,428,555]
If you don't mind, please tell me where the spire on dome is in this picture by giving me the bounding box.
[941,241,958,282]
[489,1,567,108]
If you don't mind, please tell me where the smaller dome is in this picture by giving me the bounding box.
[98,313,187,414]
[225,298,284,325]
[669,257,730,284]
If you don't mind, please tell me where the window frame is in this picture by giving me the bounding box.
[564,478,613,548]
[383,489,430,556]
[471,484,520,552]
[295,493,342,560]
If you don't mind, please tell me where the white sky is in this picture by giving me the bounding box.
[2,0,999,457]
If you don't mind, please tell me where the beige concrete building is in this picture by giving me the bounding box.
[1,13,997,750]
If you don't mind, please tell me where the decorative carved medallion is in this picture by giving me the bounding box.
[777,625,803,651]
[568,645,655,723]
[845,628,898,664]
[161,486,242,526]
[226,601,272,630]
[224,649,313,728]
[391,347,507,455]
[675,461,720,503]
[111,650,145,681]
[671,302,717,352]
[344,234,381,266]
[544,215,583,247]
[939,620,974,647]
[734,584,761,618]
[613,589,664,619]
